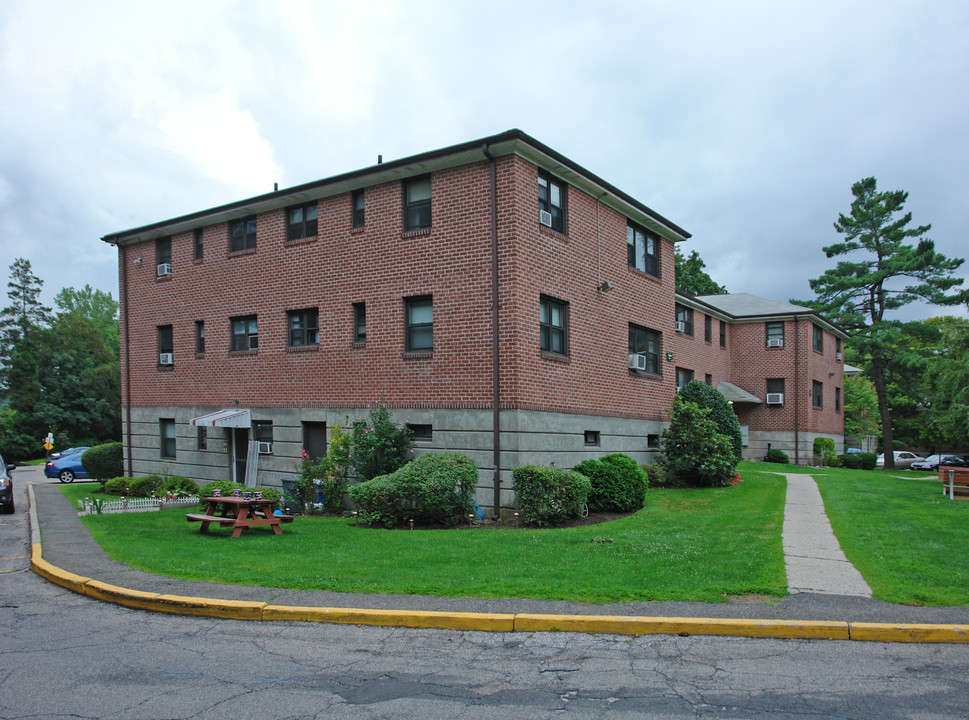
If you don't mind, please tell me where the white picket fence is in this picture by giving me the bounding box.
[78,495,201,516]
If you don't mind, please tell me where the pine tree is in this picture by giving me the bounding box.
[0,258,52,389]
[799,178,968,467]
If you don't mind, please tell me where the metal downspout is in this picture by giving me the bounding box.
[482,144,501,519]
[794,317,800,465]
[119,244,134,477]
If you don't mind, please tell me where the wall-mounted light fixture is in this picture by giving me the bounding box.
[597,281,613,292]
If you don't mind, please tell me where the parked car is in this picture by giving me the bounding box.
[844,447,863,455]
[44,447,90,483]
[48,446,88,460]
[875,451,921,469]
[911,454,966,472]
[0,453,14,513]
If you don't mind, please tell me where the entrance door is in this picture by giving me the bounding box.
[303,422,327,461]
[233,427,249,484]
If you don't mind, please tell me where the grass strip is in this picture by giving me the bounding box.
[813,467,969,606]
[63,463,786,603]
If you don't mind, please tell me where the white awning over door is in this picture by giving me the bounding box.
[190,409,251,428]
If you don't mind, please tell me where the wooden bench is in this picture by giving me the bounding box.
[939,467,969,500]
[185,513,236,526]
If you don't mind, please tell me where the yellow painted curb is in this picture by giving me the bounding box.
[152,594,267,620]
[264,604,516,632]
[849,622,969,643]
[30,550,91,594]
[83,580,161,611]
[514,614,851,640]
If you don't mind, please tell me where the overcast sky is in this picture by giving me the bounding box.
[1,0,967,322]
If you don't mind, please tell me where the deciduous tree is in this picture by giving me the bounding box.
[675,247,727,296]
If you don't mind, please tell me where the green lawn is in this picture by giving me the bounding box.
[64,463,787,603]
[812,466,969,606]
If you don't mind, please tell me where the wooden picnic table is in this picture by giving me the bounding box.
[186,495,293,537]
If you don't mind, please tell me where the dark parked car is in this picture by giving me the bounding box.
[911,454,966,472]
[0,453,14,513]
[44,447,90,483]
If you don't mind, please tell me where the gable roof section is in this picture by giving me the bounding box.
[678,291,849,340]
[101,129,691,247]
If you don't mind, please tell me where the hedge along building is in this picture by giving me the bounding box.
[102,129,844,513]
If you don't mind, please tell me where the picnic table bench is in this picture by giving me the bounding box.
[939,467,969,500]
[186,496,294,537]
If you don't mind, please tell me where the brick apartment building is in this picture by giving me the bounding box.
[101,129,846,513]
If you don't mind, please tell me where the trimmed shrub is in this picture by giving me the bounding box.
[572,453,647,512]
[128,474,164,498]
[640,462,667,488]
[160,476,199,496]
[813,437,837,466]
[81,442,124,480]
[677,381,744,465]
[512,465,592,527]
[102,476,136,495]
[765,448,790,464]
[857,452,878,470]
[662,396,736,487]
[348,452,477,528]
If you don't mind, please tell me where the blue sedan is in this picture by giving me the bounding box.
[44,447,90,483]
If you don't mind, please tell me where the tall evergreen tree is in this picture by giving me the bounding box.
[0,258,51,389]
[798,178,969,467]
[674,247,727,296]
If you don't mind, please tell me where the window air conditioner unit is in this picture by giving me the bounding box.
[158,353,174,365]
[157,263,172,276]
[836,352,843,361]
[675,321,686,333]
[628,354,647,371]
[767,338,783,348]
[257,442,273,454]
[766,393,784,405]
[539,210,553,227]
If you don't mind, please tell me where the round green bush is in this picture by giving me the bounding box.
[81,442,124,481]
[197,481,281,505]
[677,381,744,465]
[573,453,647,512]
[765,448,790,464]
[102,476,136,495]
[348,451,477,527]
[512,465,592,527]
[128,474,164,498]
[160,476,199,496]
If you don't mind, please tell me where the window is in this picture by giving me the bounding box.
[836,337,842,357]
[160,419,176,459]
[704,315,712,343]
[626,222,658,276]
[767,378,786,395]
[720,320,727,348]
[229,216,257,252]
[157,325,173,356]
[835,387,841,413]
[195,321,205,354]
[253,421,273,445]
[352,190,365,229]
[705,374,713,385]
[628,323,660,374]
[766,322,785,347]
[405,296,433,351]
[540,295,568,355]
[404,177,431,231]
[584,430,600,447]
[647,433,660,449]
[675,304,693,336]
[812,380,823,409]
[287,308,319,347]
[813,325,824,353]
[156,236,171,269]
[287,203,318,241]
[194,228,203,260]
[230,315,258,351]
[538,171,566,233]
[353,302,367,342]
[197,426,207,451]
[408,423,433,442]
[676,367,694,390]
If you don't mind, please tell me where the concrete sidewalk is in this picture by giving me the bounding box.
[24,469,969,641]
[782,473,872,597]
